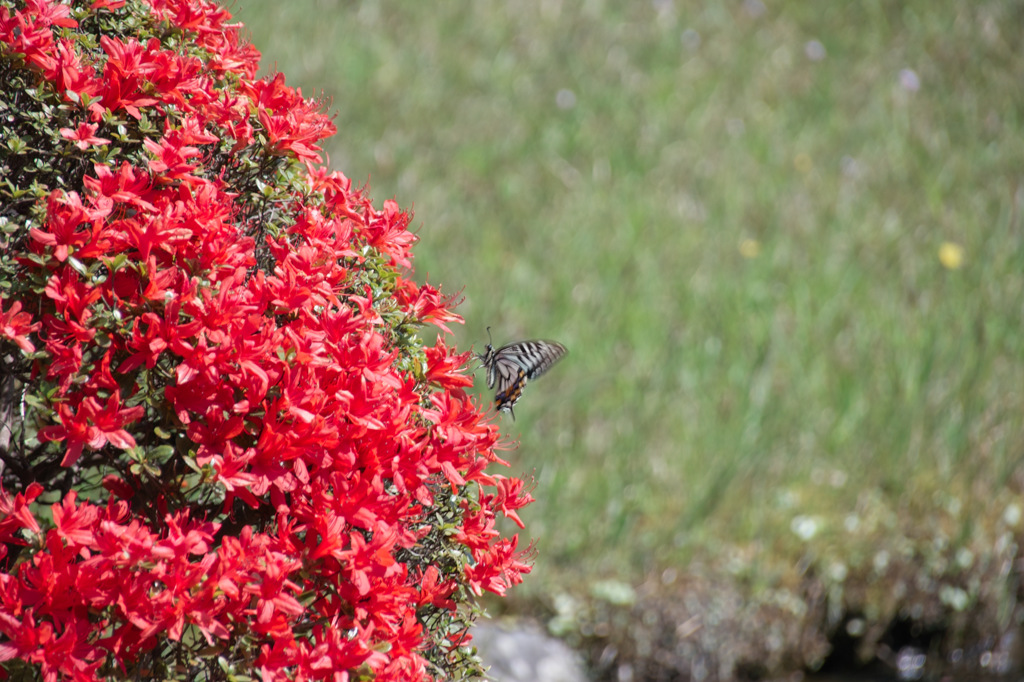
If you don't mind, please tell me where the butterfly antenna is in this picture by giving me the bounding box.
[471,327,493,374]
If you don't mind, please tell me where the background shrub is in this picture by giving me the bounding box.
[0,1,532,680]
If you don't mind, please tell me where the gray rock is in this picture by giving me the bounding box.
[473,620,590,682]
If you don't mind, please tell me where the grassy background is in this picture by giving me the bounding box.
[231,0,1024,621]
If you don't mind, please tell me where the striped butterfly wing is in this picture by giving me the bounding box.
[494,368,528,415]
[479,339,567,418]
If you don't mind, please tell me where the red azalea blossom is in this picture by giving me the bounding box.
[59,122,111,151]
[0,299,41,354]
[0,0,535,679]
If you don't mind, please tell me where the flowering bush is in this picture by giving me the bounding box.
[0,0,534,679]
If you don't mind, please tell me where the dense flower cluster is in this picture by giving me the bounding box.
[0,1,533,680]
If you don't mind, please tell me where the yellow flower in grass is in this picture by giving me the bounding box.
[739,238,761,259]
[938,242,964,270]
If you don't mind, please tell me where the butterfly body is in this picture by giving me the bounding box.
[478,333,567,419]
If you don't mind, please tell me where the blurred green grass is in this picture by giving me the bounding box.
[232,0,1024,597]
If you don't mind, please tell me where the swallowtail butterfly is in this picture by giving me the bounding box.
[477,328,567,419]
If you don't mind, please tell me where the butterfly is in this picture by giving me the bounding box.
[477,328,567,419]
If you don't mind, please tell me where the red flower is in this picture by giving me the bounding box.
[397,280,464,335]
[464,535,535,597]
[53,38,102,99]
[60,122,111,151]
[30,190,111,262]
[251,73,334,162]
[0,482,44,544]
[143,131,202,183]
[0,299,41,354]
[38,391,145,467]
[486,475,536,529]
[423,341,474,391]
